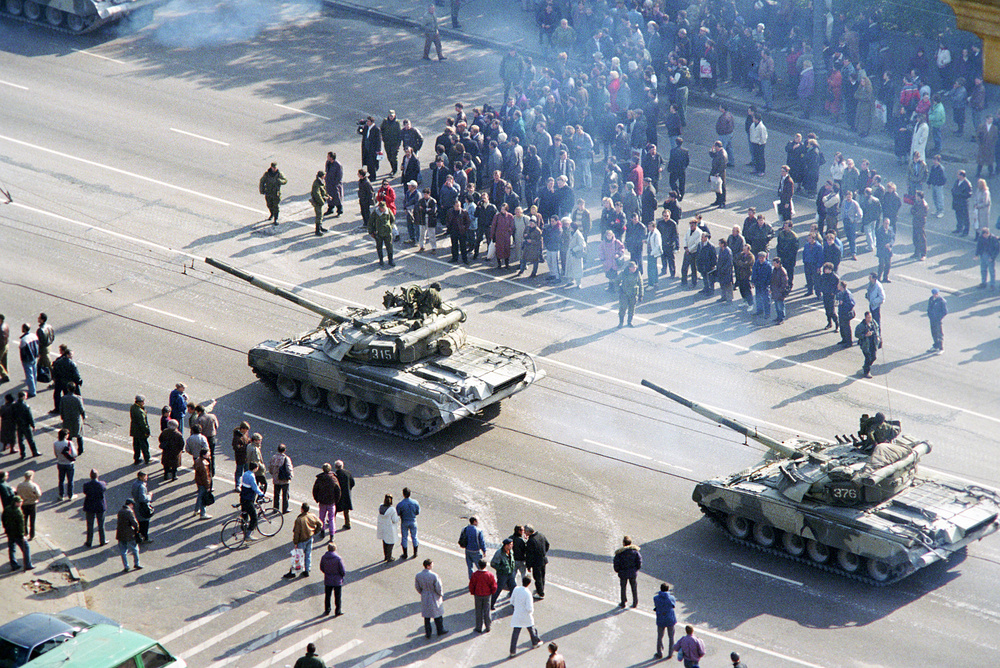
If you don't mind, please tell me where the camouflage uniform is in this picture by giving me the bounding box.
[259,165,287,223]
[310,175,328,235]
[616,265,644,327]
[368,206,396,267]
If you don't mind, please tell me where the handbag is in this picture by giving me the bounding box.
[37,366,51,384]
[203,490,215,507]
[486,241,497,260]
[710,175,723,194]
[699,58,713,79]
[291,548,305,574]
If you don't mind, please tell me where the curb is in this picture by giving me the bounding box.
[32,533,88,609]
[321,0,969,164]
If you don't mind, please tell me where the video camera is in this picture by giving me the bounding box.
[356,119,367,135]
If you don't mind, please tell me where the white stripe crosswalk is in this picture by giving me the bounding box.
[177,611,270,660]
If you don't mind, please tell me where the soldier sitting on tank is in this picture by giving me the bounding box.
[857,412,901,451]
[416,283,443,317]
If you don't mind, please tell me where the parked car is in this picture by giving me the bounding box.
[0,607,119,667]
[23,624,185,668]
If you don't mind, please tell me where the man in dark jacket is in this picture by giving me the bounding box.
[116,500,141,572]
[746,216,774,256]
[716,238,734,302]
[775,220,799,286]
[613,536,642,608]
[709,141,727,207]
[836,280,856,346]
[324,152,343,216]
[770,258,790,324]
[380,111,402,176]
[696,233,717,295]
[927,288,947,351]
[334,460,354,529]
[82,468,107,547]
[3,496,31,571]
[357,171,375,232]
[751,252,773,318]
[130,395,151,466]
[777,165,795,221]
[952,169,973,235]
[523,525,549,598]
[259,162,287,223]
[667,138,690,200]
[13,391,38,459]
[818,262,841,329]
[312,463,341,541]
[446,199,471,264]
[361,116,382,181]
[855,311,881,378]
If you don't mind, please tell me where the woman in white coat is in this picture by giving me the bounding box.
[565,222,587,288]
[376,493,399,562]
[974,179,992,232]
[509,576,542,656]
[910,114,929,167]
[644,220,663,290]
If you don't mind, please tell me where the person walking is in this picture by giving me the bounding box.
[927,288,948,352]
[268,443,293,514]
[836,281,856,347]
[18,324,38,398]
[459,516,486,578]
[509,576,542,656]
[510,525,528,581]
[524,525,550,599]
[15,472,40,540]
[616,261,644,328]
[667,138,690,200]
[193,448,213,520]
[13,391,39,459]
[158,420,183,482]
[422,5,446,61]
[709,141,727,207]
[875,217,896,282]
[396,487,419,559]
[855,311,881,378]
[116,500,141,572]
[819,262,840,330]
[976,228,1000,289]
[82,469,107,547]
[653,583,677,660]
[55,381,85,454]
[259,162,287,224]
[320,543,345,617]
[324,152,344,217]
[310,171,328,236]
[312,463,341,542]
[334,461,354,529]
[674,625,706,668]
[490,537,516,610]
[293,643,327,668]
[231,421,250,490]
[130,395,151,466]
[469,559,498,633]
[613,535,642,608]
[54,428,77,501]
[3,496,32,571]
[285,502,322,578]
[377,494,400,563]
[928,155,947,218]
[368,200,396,268]
[415,559,448,638]
[865,273,885,347]
[131,471,153,543]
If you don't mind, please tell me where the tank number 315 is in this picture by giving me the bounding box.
[370,347,395,361]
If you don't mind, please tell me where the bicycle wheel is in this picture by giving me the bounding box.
[255,506,284,537]
[221,518,247,549]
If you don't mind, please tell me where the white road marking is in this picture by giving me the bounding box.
[895,273,960,294]
[273,103,331,120]
[246,629,330,668]
[322,639,362,662]
[71,48,127,64]
[583,438,653,461]
[170,128,230,146]
[134,303,196,323]
[0,80,29,90]
[243,411,307,433]
[178,611,269,659]
[347,649,392,667]
[206,620,301,668]
[487,486,557,509]
[160,605,231,644]
[653,459,693,472]
[731,562,804,586]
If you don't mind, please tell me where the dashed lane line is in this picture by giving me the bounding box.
[169,128,231,146]
[134,303,196,323]
[487,486,557,509]
[71,48,128,64]
[0,80,29,90]
[732,562,804,586]
[273,103,332,120]
[583,438,653,461]
[243,411,307,433]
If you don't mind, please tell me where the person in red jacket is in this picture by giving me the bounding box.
[469,559,498,633]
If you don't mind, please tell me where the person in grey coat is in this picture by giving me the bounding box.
[414,559,448,638]
[58,382,85,454]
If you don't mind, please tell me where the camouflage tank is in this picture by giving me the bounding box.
[642,379,1000,585]
[1,0,156,33]
[207,258,543,439]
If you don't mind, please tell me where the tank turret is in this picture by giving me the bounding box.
[205,258,543,439]
[642,379,1000,584]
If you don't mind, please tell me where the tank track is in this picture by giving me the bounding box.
[702,510,904,586]
[0,10,97,35]
[256,375,440,441]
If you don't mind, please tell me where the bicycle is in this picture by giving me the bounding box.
[220,495,284,549]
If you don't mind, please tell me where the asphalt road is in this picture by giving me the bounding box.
[1,5,999,667]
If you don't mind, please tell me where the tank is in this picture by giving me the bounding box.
[1,0,157,34]
[642,379,1000,585]
[206,258,544,439]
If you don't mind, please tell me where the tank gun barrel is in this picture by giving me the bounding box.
[641,379,802,459]
[206,258,348,324]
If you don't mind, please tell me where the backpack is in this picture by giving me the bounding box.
[278,456,292,481]
[458,526,470,548]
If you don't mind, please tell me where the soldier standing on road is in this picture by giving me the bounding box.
[927,288,948,352]
[130,395,150,466]
[653,583,677,660]
[51,345,82,415]
[396,487,420,559]
[415,559,448,638]
[320,543,345,617]
[616,261,644,328]
[613,535,642,608]
[312,463,341,542]
[3,496,32,571]
[82,469,107,547]
[422,5,446,61]
[855,311,881,378]
[469,559,497,633]
[268,443,293,514]
[368,200,396,268]
[334,460,354,529]
[310,171,328,237]
[116,499,141,572]
[15,472,40,541]
[259,162,287,224]
[34,313,54,384]
[459,517,486,578]
[524,525,550,599]
[131,471,153,543]
[14,391,39,459]
[674,625,706,668]
[380,111,402,177]
[293,643,327,668]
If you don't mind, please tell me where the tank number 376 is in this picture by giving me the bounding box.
[833,487,858,499]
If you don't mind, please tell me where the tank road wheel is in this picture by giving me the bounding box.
[348,397,371,421]
[806,540,832,564]
[275,376,298,400]
[326,393,348,414]
[299,382,322,407]
[5,0,23,16]
[866,559,892,582]
[44,6,62,25]
[781,533,806,556]
[725,514,752,540]
[23,0,40,19]
[751,523,777,547]
[376,406,399,429]
[402,413,428,437]
[836,549,862,574]
[65,12,86,31]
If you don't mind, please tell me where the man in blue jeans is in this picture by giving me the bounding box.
[751,252,772,318]
[396,487,420,559]
[460,517,485,579]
